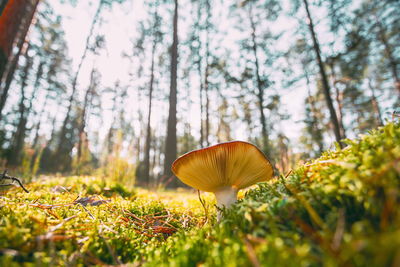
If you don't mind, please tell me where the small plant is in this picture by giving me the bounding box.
[99,131,136,187]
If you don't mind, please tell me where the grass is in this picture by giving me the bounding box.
[1,122,399,266]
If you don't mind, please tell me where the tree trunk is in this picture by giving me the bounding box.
[375,17,400,95]
[163,0,178,186]
[47,98,62,147]
[305,70,324,154]
[135,86,143,166]
[199,67,204,148]
[248,6,269,152]
[204,61,210,146]
[368,78,383,126]
[9,45,32,165]
[32,93,48,148]
[0,0,39,121]
[0,0,30,78]
[195,1,204,148]
[329,61,347,139]
[203,0,211,147]
[105,89,118,156]
[143,41,156,186]
[55,1,102,161]
[302,0,343,146]
[30,60,45,147]
[77,67,95,162]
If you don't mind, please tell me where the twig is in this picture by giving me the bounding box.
[0,170,29,193]
[79,204,95,220]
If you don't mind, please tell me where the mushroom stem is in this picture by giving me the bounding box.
[214,187,238,220]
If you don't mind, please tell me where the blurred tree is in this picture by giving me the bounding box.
[0,0,40,120]
[301,80,326,158]
[31,4,69,148]
[8,44,32,165]
[301,0,343,145]
[142,0,163,186]
[231,0,281,155]
[53,1,103,168]
[54,0,126,171]
[163,0,179,187]
[189,0,205,147]
[76,67,100,173]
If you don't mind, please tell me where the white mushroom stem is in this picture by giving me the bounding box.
[214,187,238,218]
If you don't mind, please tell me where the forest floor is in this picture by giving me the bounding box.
[0,122,399,266]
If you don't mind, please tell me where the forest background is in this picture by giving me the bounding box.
[0,0,398,188]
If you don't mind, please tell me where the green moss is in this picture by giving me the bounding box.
[0,123,399,266]
[144,123,400,267]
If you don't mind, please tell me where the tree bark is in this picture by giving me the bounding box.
[30,60,45,147]
[0,0,39,121]
[302,0,343,146]
[105,86,119,157]
[248,5,269,152]
[204,58,210,147]
[0,0,29,78]
[204,0,211,147]
[368,78,383,126]
[304,70,324,154]
[195,1,204,148]
[163,0,178,185]
[375,17,400,96]
[77,67,95,162]
[143,40,156,186]
[9,45,32,165]
[329,61,347,139]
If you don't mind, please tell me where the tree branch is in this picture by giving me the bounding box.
[0,170,29,193]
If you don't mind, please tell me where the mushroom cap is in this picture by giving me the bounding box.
[171,141,274,192]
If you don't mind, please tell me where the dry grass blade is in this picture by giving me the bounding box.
[197,189,209,226]
[242,236,261,267]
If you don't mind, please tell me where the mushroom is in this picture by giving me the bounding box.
[171,141,274,219]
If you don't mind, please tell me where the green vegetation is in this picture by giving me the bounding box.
[1,123,399,266]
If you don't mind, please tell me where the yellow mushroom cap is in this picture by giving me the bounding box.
[171,141,274,192]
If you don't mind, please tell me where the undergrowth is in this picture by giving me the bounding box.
[0,122,399,266]
[145,123,400,267]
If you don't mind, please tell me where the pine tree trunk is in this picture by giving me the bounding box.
[375,17,400,96]
[32,95,47,148]
[302,0,343,146]
[204,64,210,146]
[248,6,269,152]
[199,68,204,148]
[0,0,39,121]
[135,87,143,167]
[9,45,32,165]
[204,0,211,147]
[143,41,156,186]
[0,0,29,78]
[164,0,178,186]
[195,2,204,148]
[105,94,117,156]
[329,62,347,139]
[23,59,43,148]
[305,71,324,154]
[77,68,95,162]
[368,78,383,126]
